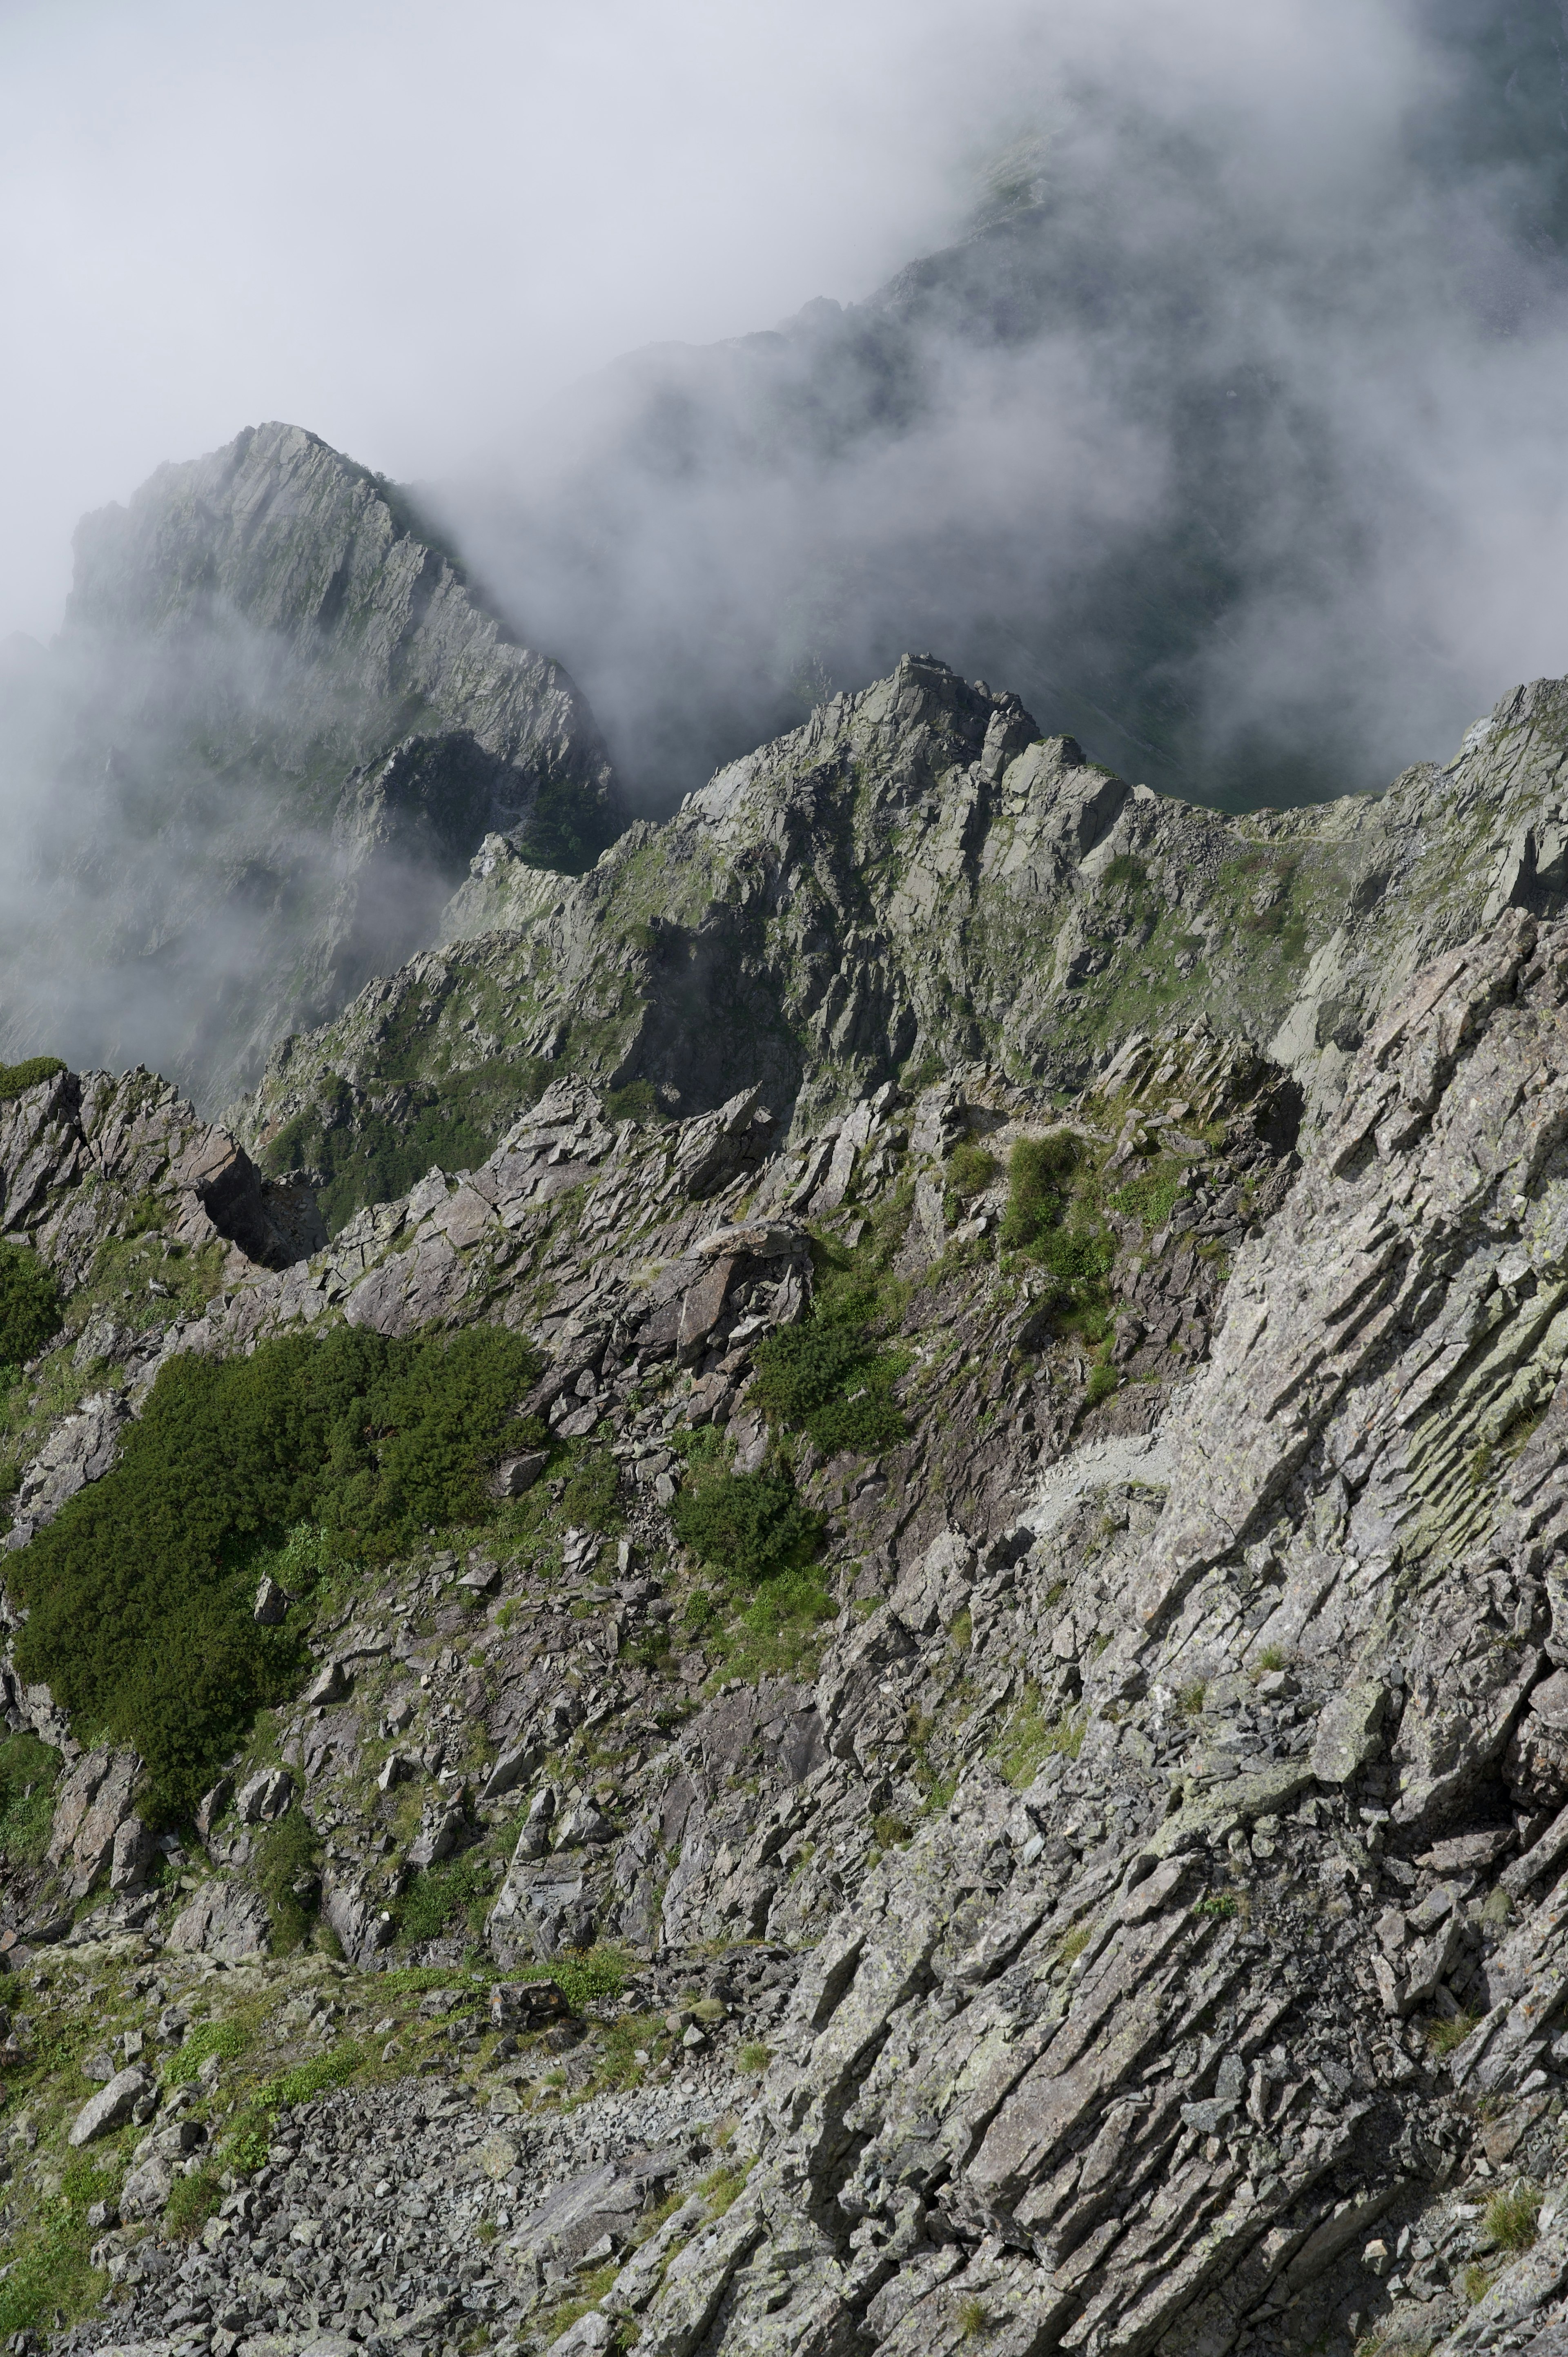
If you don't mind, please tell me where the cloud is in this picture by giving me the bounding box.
[2,0,1568,1100]
[423,0,1568,806]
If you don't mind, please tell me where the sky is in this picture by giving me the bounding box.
[0,0,1072,643]
[2,0,1567,798]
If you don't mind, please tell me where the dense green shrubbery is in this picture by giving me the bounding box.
[0,1056,67,1104]
[1001,1133,1114,1305]
[752,1303,908,1457]
[8,1323,542,1813]
[673,1462,825,1585]
[0,1240,64,1369]
[999,1132,1078,1251]
[674,1453,834,1677]
[560,1446,623,1532]
[253,1806,323,1953]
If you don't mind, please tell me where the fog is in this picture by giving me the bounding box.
[1,0,1567,1097]
[428,0,1568,806]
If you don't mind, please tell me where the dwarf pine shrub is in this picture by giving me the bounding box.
[8,1322,541,1813]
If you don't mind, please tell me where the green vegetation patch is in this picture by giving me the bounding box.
[252,1806,324,1954]
[1109,1163,1186,1234]
[0,1728,58,1865]
[0,1056,67,1104]
[0,2147,120,2338]
[1102,853,1149,888]
[991,1684,1088,1785]
[163,2018,252,2089]
[1000,1134,1114,1307]
[8,1324,541,1813]
[262,1059,552,1233]
[672,1443,833,1677]
[396,1846,493,1946]
[752,1295,909,1458]
[0,1240,65,1371]
[947,1140,1000,1201]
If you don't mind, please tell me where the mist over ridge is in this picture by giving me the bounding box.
[432,0,1568,814]
[2,0,1568,1104]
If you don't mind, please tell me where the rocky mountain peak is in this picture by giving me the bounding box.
[0,427,625,1110]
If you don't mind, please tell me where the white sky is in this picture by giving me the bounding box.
[0,0,1073,640]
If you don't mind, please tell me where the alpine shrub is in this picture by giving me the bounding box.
[0,1240,64,1368]
[8,1322,541,1813]
[752,1317,907,1456]
[672,1464,825,1585]
[1000,1133,1078,1252]
[0,1057,67,1104]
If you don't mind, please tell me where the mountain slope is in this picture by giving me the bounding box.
[7,888,1568,2357]
[0,423,622,1108]
[238,656,1568,1231]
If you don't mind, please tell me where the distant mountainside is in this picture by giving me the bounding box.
[236,653,1568,1232]
[0,422,623,1108]
[436,0,1568,815]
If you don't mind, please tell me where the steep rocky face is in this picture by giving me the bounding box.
[16,671,1568,2357]
[9,903,1568,2357]
[241,658,1568,1229]
[0,423,622,1107]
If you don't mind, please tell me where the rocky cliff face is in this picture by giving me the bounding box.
[241,658,1568,1229]
[8,673,1568,2357]
[0,424,622,1107]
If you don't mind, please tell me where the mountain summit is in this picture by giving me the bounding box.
[0,424,622,1106]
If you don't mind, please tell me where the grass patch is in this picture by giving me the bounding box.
[0,2147,120,2337]
[991,1685,1087,1786]
[165,2163,224,2241]
[225,2042,368,2174]
[1424,2010,1480,2056]
[517,1944,630,2014]
[0,1728,58,1864]
[738,2041,771,2073]
[396,1846,494,1946]
[1485,2185,1541,2254]
[1085,1362,1118,1407]
[1109,1164,1185,1233]
[947,1141,1000,1207]
[163,2018,252,2089]
[7,1323,541,1814]
[1102,854,1148,888]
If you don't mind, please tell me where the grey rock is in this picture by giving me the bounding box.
[70,2067,149,2146]
[166,1882,272,1961]
[1310,1681,1388,1785]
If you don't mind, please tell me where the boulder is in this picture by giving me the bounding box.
[69,2067,149,2146]
[234,1766,294,1823]
[166,1881,271,1961]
